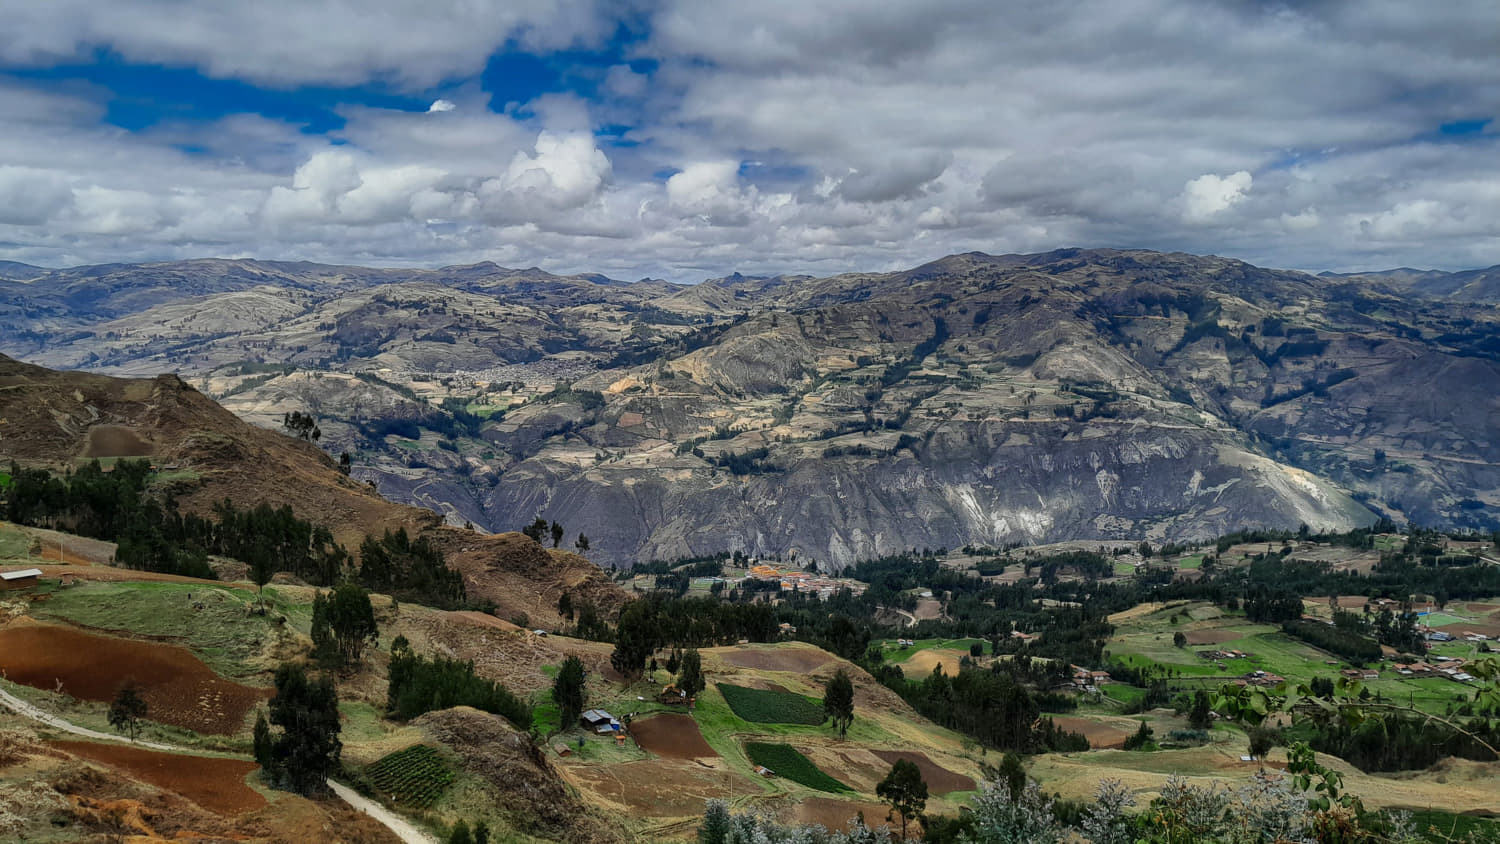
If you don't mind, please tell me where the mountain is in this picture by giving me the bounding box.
[0,353,623,625]
[3,248,1498,568]
[1328,264,1500,303]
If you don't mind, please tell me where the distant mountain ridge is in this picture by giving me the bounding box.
[3,248,1497,567]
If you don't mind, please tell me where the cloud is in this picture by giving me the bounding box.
[1,1,1499,277]
[1180,171,1253,223]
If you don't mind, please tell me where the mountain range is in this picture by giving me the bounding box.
[3,248,1497,568]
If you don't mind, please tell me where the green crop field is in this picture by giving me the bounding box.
[744,742,849,793]
[716,684,826,725]
[367,745,455,808]
[0,523,31,559]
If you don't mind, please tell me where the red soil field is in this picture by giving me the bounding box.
[50,740,264,815]
[1184,629,1241,645]
[1051,716,1131,749]
[871,750,975,795]
[0,621,268,734]
[792,797,906,834]
[630,713,718,760]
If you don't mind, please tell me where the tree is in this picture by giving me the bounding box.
[876,758,928,840]
[522,517,548,543]
[1188,690,1213,730]
[998,751,1026,801]
[1172,630,1187,648]
[575,534,590,552]
[557,592,574,621]
[823,668,855,739]
[338,452,352,475]
[108,684,147,741]
[250,553,275,613]
[448,820,472,844]
[550,520,564,548]
[699,799,731,844]
[677,649,705,701]
[552,656,587,731]
[261,663,342,795]
[1122,721,1154,751]
[1249,725,1279,760]
[311,582,378,668]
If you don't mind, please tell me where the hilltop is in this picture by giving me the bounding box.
[3,248,1498,566]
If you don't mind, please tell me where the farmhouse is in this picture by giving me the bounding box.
[0,568,41,590]
[1340,668,1379,681]
[580,709,622,734]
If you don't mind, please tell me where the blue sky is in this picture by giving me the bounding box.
[0,0,1495,279]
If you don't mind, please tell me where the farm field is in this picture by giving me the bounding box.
[716,683,826,725]
[630,713,718,760]
[744,742,850,793]
[0,619,268,734]
[366,744,455,809]
[49,740,265,815]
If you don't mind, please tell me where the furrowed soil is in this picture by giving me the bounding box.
[790,797,905,834]
[630,714,718,760]
[716,644,832,673]
[49,740,264,815]
[871,750,975,795]
[0,620,267,734]
[1184,629,1241,645]
[561,758,758,818]
[1051,716,1133,750]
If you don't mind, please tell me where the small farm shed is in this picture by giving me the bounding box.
[0,568,42,590]
[581,709,622,734]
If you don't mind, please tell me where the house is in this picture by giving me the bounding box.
[0,568,42,590]
[754,765,775,777]
[1339,668,1378,680]
[1426,631,1454,642]
[553,743,572,757]
[778,622,798,635]
[580,709,622,734]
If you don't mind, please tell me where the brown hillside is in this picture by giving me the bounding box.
[0,354,624,618]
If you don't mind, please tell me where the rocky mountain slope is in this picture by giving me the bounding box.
[0,354,621,625]
[3,249,1497,568]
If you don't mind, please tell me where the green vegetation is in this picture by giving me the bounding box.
[366,744,455,809]
[387,636,531,729]
[743,743,848,793]
[0,522,30,559]
[716,684,826,725]
[256,663,342,796]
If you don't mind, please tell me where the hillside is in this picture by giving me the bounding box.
[3,249,1499,567]
[0,354,622,627]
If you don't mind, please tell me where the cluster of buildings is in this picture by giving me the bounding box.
[1234,669,1286,687]
[743,564,868,599]
[1390,656,1477,683]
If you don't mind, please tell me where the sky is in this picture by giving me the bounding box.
[0,0,1496,282]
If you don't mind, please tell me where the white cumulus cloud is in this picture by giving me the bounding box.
[1180,171,1253,223]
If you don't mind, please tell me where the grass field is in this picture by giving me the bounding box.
[717,684,826,725]
[0,522,31,559]
[744,742,850,793]
[875,637,988,663]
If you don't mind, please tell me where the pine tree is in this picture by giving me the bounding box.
[552,656,587,730]
[823,668,855,738]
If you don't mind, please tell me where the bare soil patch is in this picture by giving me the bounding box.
[630,714,717,760]
[901,649,962,679]
[791,797,903,834]
[1184,629,1241,646]
[717,644,832,673]
[0,621,267,734]
[912,598,943,621]
[85,425,153,458]
[50,740,263,815]
[871,750,975,795]
[440,610,523,632]
[563,758,754,818]
[1051,716,1132,750]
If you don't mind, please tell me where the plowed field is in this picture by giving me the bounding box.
[50,740,264,815]
[630,713,717,760]
[0,621,268,734]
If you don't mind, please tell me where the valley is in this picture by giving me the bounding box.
[3,249,1498,568]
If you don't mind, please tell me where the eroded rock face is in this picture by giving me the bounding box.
[4,249,1497,568]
